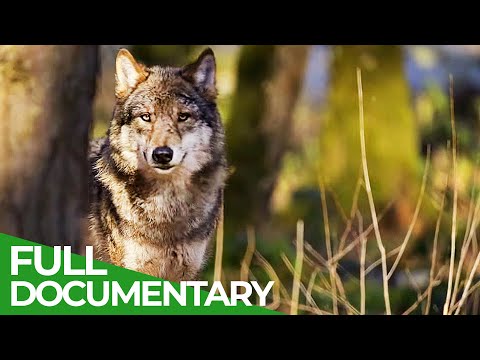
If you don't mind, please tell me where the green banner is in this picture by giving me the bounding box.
[0,233,279,315]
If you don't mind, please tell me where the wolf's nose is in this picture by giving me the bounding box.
[152,146,174,164]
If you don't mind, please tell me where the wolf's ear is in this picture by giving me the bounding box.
[115,49,148,99]
[181,48,216,99]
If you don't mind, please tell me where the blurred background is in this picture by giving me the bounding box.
[2,45,480,314]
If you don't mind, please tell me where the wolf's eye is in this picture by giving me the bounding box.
[178,113,190,122]
[140,114,151,122]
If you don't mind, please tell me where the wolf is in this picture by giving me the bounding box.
[87,48,227,281]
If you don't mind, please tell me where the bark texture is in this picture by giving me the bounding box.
[0,45,99,251]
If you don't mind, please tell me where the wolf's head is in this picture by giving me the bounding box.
[108,48,225,179]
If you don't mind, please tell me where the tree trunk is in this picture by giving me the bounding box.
[319,45,421,232]
[0,45,99,252]
[225,45,310,232]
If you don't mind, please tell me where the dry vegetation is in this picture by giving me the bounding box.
[212,70,480,315]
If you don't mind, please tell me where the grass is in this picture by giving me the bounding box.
[213,202,224,283]
[211,70,480,315]
[290,220,304,315]
[444,75,458,315]
[357,68,391,314]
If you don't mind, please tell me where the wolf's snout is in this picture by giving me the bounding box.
[152,146,174,165]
